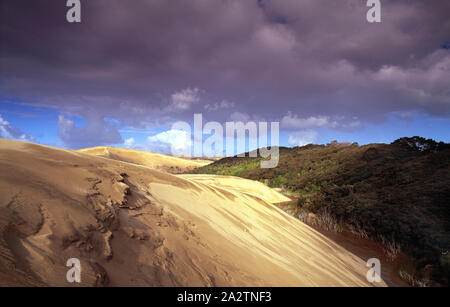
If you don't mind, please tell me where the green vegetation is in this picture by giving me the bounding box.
[193,158,261,177]
[189,137,450,285]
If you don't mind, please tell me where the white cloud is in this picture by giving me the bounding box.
[281,112,336,129]
[280,112,362,131]
[0,114,33,141]
[167,87,200,111]
[146,129,192,155]
[288,130,318,147]
[124,137,135,147]
[0,115,13,139]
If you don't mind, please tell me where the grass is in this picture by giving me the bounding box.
[379,234,402,261]
[297,207,345,233]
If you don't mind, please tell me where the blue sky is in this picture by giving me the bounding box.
[1,99,449,156]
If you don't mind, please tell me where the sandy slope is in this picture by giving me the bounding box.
[0,139,385,286]
[78,146,211,173]
[179,174,291,204]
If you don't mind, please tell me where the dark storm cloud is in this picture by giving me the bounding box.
[1,0,450,147]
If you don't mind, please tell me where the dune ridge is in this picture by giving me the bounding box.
[78,146,212,173]
[0,139,384,286]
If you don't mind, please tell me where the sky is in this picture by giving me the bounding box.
[1,0,449,156]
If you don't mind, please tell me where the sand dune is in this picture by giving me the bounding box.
[78,146,211,173]
[179,174,291,204]
[0,139,385,286]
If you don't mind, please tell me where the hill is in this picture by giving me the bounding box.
[0,139,384,286]
[189,137,450,285]
[78,146,211,174]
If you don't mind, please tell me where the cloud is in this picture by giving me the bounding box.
[227,111,267,124]
[229,112,251,123]
[254,24,296,53]
[281,112,363,131]
[124,137,135,148]
[0,114,33,141]
[288,130,318,147]
[146,129,192,155]
[167,88,200,112]
[1,0,449,142]
[58,115,122,149]
[204,100,235,112]
[281,112,336,129]
[370,50,450,115]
